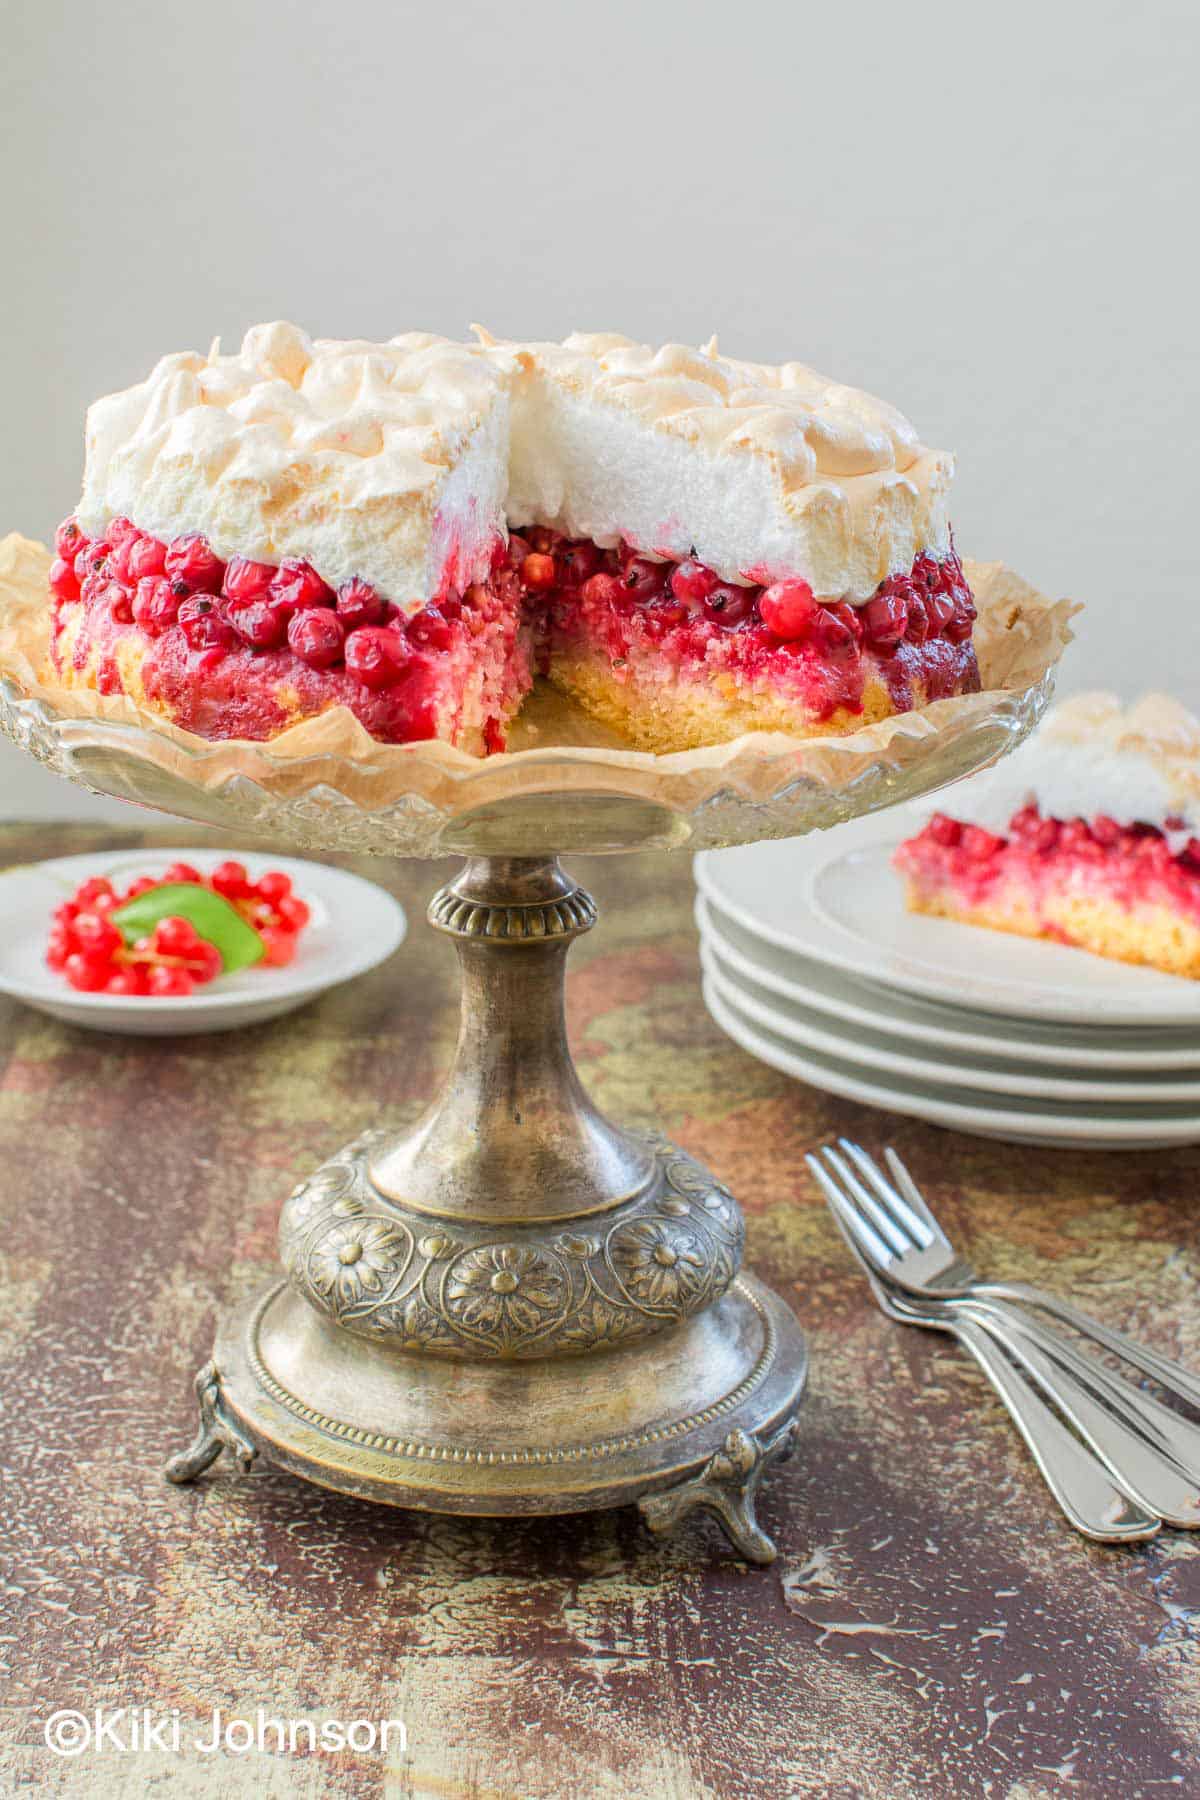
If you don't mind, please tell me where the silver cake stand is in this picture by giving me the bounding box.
[0,659,1055,1562]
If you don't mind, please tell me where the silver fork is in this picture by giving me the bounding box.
[809,1139,1200,1531]
[838,1235,1159,1540]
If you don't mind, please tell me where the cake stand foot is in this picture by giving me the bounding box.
[165,1359,258,1484]
[638,1416,798,1564]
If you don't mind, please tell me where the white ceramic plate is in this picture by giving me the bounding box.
[695,810,1200,1028]
[702,975,1200,1150]
[700,940,1200,1104]
[696,894,1200,1072]
[0,849,406,1035]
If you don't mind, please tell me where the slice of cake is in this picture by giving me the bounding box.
[894,695,1200,979]
[49,322,981,753]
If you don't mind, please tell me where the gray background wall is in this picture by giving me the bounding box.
[3,0,1198,820]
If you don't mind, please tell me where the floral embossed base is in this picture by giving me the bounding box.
[278,1129,745,1359]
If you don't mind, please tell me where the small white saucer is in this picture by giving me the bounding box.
[0,849,406,1035]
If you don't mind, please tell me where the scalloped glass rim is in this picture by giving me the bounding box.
[0,665,1058,857]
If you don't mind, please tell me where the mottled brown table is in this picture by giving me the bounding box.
[3,822,1200,1799]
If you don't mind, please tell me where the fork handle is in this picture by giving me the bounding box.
[908,1309,1159,1541]
[958,1300,1200,1527]
[977,1281,1200,1413]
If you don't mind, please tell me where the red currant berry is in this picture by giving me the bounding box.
[165,533,225,594]
[74,876,115,908]
[107,516,138,548]
[126,534,167,581]
[287,608,346,669]
[904,595,931,644]
[55,518,86,561]
[162,861,202,884]
[45,926,72,970]
[944,595,977,644]
[345,626,410,689]
[561,544,601,585]
[73,911,122,958]
[210,859,251,900]
[336,577,387,631]
[227,597,288,649]
[261,926,298,967]
[862,593,909,652]
[621,558,667,603]
[521,553,557,592]
[408,605,453,651]
[810,605,859,659]
[702,583,755,626]
[759,580,818,640]
[581,573,624,609]
[256,870,293,905]
[276,894,310,931]
[122,876,158,901]
[132,576,180,636]
[669,560,718,605]
[49,557,81,601]
[105,968,147,997]
[177,595,236,652]
[223,555,276,603]
[64,951,111,992]
[152,915,201,957]
[185,940,223,983]
[146,965,195,997]
[270,558,333,614]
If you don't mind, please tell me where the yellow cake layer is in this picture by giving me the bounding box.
[903,882,1200,981]
[546,648,936,754]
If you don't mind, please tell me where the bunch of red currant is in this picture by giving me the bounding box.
[46,860,311,996]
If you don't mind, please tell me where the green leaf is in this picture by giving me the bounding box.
[111,883,265,973]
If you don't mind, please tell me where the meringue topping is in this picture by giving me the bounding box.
[76,322,957,612]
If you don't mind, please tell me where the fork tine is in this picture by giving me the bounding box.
[837,1139,936,1249]
[819,1145,915,1256]
[882,1145,949,1245]
[805,1154,897,1270]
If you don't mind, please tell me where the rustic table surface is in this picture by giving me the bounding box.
[3,821,1200,1799]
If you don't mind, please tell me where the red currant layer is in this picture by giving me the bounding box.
[511,529,979,720]
[50,516,526,745]
[898,806,1200,924]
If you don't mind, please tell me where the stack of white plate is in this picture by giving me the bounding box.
[695,808,1200,1149]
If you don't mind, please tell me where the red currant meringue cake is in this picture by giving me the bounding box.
[50,322,980,754]
[894,695,1200,979]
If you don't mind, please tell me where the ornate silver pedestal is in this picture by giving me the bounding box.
[165,856,808,1561]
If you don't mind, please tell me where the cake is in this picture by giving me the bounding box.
[894,695,1200,979]
[49,322,981,754]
